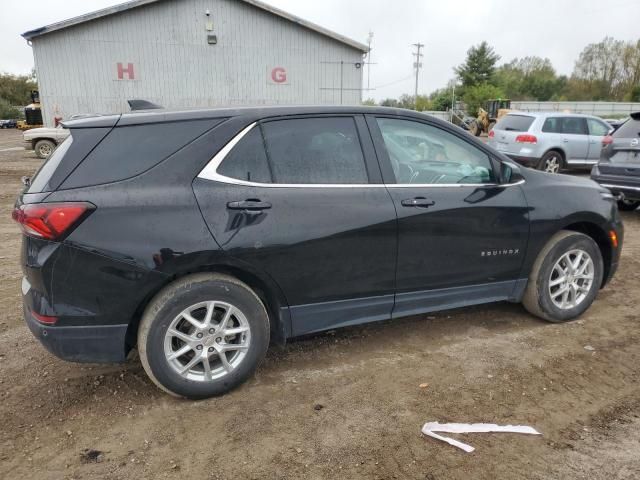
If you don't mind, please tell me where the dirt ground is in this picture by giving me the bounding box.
[0,128,639,479]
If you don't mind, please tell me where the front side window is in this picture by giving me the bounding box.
[376,118,495,185]
[587,118,610,137]
[261,117,368,184]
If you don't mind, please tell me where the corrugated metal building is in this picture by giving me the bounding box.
[22,0,368,126]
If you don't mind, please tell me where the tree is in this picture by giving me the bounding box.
[362,98,377,106]
[569,36,640,100]
[0,98,20,119]
[0,72,38,106]
[380,98,399,107]
[454,41,500,89]
[495,57,563,100]
[429,88,454,111]
[461,83,505,116]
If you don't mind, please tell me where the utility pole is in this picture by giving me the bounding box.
[412,43,424,109]
[367,31,374,92]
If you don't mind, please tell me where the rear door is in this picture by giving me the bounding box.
[193,115,398,336]
[367,115,529,318]
[560,117,589,164]
[586,118,611,162]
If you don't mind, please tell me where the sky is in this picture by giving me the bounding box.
[1,0,638,101]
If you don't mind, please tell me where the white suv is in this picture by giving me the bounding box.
[488,112,612,173]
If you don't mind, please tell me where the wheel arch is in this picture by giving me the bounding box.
[124,261,291,357]
[543,147,566,162]
[562,221,612,287]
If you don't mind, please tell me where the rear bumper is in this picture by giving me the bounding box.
[591,168,640,201]
[25,304,128,363]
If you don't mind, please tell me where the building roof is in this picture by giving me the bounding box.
[21,0,369,52]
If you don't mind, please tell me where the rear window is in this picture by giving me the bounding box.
[614,117,640,138]
[494,115,534,132]
[60,119,221,189]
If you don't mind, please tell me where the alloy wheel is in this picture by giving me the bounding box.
[164,301,251,382]
[544,156,560,173]
[548,249,594,310]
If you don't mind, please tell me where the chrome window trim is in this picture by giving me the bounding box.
[600,183,640,192]
[197,123,525,189]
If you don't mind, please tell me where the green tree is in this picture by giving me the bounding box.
[429,88,454,111]
[0,98,20,119]
[462,83,505,116]
[495,57,563,100]
[380,98,399,107]
[362,98,377,106]
[455,41,500,89]
[0,72,38,105]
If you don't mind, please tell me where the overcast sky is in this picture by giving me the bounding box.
[1,0,638,100]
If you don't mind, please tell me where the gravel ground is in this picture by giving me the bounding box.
[0,128,639,479]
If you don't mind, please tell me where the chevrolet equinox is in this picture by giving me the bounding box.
[14,106,623,398]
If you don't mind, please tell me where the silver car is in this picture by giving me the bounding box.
[488,112,612,173]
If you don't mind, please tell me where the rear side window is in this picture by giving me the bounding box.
[494,115,534,132]
[561,117,588,135]
[542,117,561,133]
[261,117,368,184]
[587,118,610,136]
[61,119,221,189]
[218,128,272,183]
[614,118,640,138]
[27,127,111,193]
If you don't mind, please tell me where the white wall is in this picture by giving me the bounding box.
[31,0,364,125]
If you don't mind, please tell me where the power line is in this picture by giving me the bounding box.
[373,73,414,90]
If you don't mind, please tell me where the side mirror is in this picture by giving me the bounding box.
[500,162,524,185]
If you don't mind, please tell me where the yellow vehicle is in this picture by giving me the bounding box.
[469,99,512,136]
[17,91,43,131]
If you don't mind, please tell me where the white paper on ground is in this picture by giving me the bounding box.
[421,422,542,453]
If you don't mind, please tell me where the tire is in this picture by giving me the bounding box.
[34,139,55,159]
[617,199,640,211]
[522,231,603,323]
[138,273,270,399]
[469,121,481,136]
[538,150,563,174]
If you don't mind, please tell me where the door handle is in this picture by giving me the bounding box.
[227,200,272,213]
[562,138,569,143]
[401,197,435,208]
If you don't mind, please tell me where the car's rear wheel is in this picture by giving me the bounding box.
[34,139,55,159]
[522,231,603,323]
[138,273,270,399]
[617,198,640,211]
[538,151,563,174]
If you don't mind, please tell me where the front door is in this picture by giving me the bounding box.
[194,115,398,336]
[586,117,611,162]
[367,115,530,318]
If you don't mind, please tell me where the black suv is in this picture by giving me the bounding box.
[14,106,623,398]
[591,112,640,211]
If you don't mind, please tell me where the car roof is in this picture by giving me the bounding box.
[62,105,441,129]
[504,111,603,119]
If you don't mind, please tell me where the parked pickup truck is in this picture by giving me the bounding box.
[23,125,70,159]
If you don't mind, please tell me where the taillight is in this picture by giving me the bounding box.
[12,202,94,241]
[602,135,613,146]
[488,130,495,138]
[32,311,58,325]
[515,134,537,144]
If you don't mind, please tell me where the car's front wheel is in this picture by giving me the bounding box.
[522,231,603,323]
[138,273,270,399]
[617,198,640,211]
[34,139,55,159]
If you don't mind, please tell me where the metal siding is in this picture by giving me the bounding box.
[32,0,364,125]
